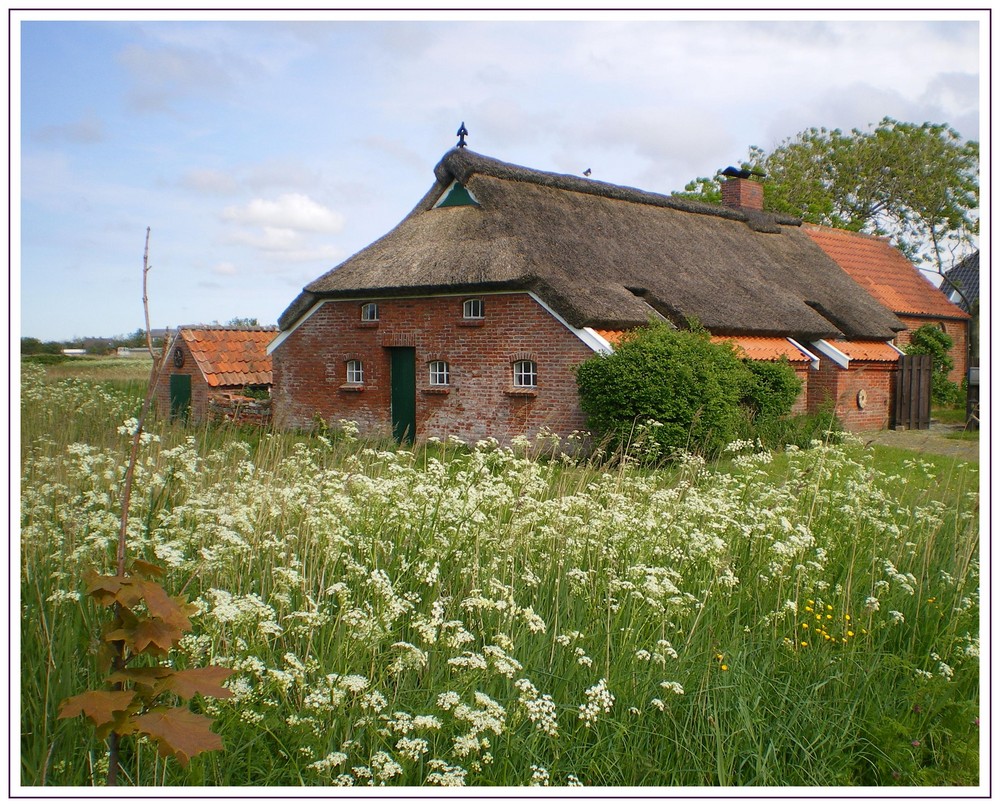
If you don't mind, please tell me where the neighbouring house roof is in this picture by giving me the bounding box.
[279,149,905,343]
[174,327,277,387]
[941,250,979,313]
[802,225,970,321]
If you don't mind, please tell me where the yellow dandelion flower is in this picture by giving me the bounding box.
[844,614,851,621]
[801,623,810,629]
[720,664,729,671]
[847,631,855,637]
[800,641,808,647]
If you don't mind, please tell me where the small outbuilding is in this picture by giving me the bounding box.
[155,326,276,422]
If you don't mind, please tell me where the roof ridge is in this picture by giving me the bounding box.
[436,148,801,230]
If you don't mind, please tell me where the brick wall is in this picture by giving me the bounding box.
[893,316,969,384]
[153,338,213,422]
[806,360,895,431]
[271,293,596,443]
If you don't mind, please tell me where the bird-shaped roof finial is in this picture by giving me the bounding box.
[456,122,469,149]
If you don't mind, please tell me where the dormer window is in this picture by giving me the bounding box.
[463,298,485,319]
[360,302,379,322]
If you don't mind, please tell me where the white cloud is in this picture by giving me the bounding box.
[213,261,238,275]
[32,112,105,145]
[221,194,345,233]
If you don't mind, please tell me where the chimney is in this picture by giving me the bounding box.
[720,166,765,211]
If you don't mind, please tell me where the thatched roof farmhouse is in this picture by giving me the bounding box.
[270,146,913,443]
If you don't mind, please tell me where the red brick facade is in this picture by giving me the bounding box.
[806,359,896,431]
[154,338,214,422]
[270,292,596,443]
[893,316,969,384]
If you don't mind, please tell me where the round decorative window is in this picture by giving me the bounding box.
[856,389,868,410]
[173,348,185,368]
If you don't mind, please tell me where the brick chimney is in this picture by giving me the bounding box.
[720,166,764,211]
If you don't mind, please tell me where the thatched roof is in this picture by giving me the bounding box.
[279,149,905,341]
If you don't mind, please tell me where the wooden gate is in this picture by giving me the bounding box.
[893,354,931,430]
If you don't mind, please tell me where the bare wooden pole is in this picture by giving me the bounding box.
[108,228,170,785]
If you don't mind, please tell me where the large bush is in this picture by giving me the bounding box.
[904,324,961,405]
[576,323,756,458]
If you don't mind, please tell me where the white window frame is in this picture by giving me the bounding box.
[346,360,364,385]
[360,302,379,322]
[428,360,450,386]
[463,298,485,319]
[512,360,537,388]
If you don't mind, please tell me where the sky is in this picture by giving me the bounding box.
[13,8,986,342]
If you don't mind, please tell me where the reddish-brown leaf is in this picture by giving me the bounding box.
[58,690,136,727]
[162,667,235,700]
[105,618,183,656]
[130,558,166,579]
[134,707,225,766]
[84,572,142,608]
[137,580,193,631]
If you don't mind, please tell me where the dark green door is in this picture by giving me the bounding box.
[389,348,416,443]
[169,374,191,420]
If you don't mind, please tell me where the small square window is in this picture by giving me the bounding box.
[346,360,364,385]
[428,360,450,386]
[463,298,485,319]
[512,360,537,388]
[360,302,379,322]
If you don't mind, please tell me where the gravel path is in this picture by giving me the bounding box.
[858,422,981,464]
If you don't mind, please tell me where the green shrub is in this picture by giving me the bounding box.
[576,323,754,459]
[742,358,803,422]
[904,324,962,405]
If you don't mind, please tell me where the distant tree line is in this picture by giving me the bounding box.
[21,318,271,356]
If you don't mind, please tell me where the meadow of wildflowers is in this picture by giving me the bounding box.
[19,363,981,788]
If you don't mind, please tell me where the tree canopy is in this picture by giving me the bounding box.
[677,118,979,275]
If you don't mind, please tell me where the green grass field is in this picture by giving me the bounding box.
[18,361,981,789]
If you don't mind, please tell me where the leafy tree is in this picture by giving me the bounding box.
[677,118,979,275]
[904,324,961,405]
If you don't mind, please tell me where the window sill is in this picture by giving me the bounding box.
[421,387,451,395]
[356,321,380,329]
[505,387,538,397]
[339,384,365,393]
[458,319,485,328]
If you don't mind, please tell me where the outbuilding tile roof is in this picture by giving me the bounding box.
[829,340,903,363]
[802,225,969,320]
[177,327,276,387]
[711,335,814,363]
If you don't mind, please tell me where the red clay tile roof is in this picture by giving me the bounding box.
[595,329,813,364]
[824,339,903,363]
[803,225,969,320]
[178,327,276,387]
[593,329,630,346]
[710,335,813,363]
